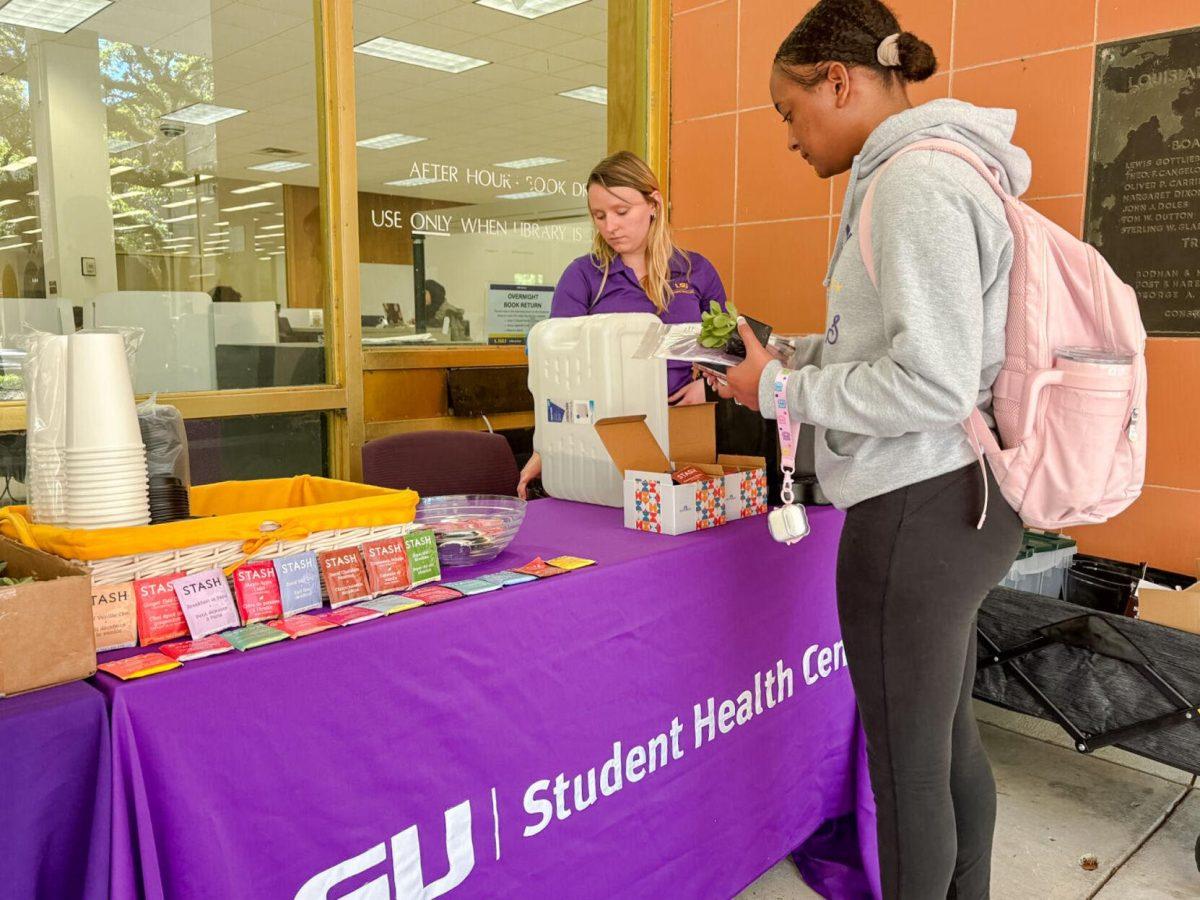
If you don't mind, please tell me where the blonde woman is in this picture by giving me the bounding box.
[517,150,728,499]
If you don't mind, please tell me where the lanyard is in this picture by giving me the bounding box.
[774,370,797,505]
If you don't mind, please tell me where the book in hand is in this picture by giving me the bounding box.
[634,316,777,374]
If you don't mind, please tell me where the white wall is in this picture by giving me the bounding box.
[422,218,590,339]
[359,262,415,319]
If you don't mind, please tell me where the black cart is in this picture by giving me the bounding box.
[974,587,1200,869]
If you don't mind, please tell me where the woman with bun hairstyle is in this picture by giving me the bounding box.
[714,1,1026,896]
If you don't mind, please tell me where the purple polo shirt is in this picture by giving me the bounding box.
[551,251,727,394]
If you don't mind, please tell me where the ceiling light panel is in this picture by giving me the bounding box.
[353,37,488,74]
[474,0,588,19]
[162,174,213,188]
[559,85,607,105]
[357,133,427,150]
[230,182,281,195]
[162,197,214,210]
[161,103,246,126]
[223,201,274,213]
[495,157,564,169]
[385,177,441,188]
[0,0,111,34]
[248,161,309,173]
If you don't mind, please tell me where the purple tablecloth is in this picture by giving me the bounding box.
[0,680,110,900]
[95,500,879,899]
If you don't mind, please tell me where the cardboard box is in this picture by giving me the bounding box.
[0,537,95,697]
[596,403,767,535]
[1137,561,1200,635]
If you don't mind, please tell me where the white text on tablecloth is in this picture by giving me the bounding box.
[522,647,845,838]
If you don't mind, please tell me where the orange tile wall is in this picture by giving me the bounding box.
[669,0,1200,573]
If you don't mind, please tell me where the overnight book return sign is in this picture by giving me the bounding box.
[486,284,553,345]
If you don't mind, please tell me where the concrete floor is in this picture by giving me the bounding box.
[737,704,1200,899]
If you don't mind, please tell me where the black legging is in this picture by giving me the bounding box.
[837,462,1023,899]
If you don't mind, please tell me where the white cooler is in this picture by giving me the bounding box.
[527,313,668,507]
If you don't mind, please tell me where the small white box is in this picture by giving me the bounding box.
[596,404,767,536]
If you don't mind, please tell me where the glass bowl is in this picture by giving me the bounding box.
[414,494,527,567]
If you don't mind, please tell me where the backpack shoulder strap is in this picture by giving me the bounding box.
[857,138,1008,290]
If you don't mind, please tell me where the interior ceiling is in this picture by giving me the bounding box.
[4,0,605,223]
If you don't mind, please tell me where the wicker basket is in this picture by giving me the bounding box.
[75,522,417,585]
[0,476,420,587]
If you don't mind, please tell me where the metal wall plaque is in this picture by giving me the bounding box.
[1085,27,1200,336]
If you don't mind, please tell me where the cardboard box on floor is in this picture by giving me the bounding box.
[596,403,767,535]
[0,537,95,697]
[1136,559,1200,635]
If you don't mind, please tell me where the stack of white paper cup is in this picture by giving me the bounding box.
[64,332,150,529]
[26,335,68,524]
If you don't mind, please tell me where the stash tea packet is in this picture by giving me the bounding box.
[360,536,412,595]
[269,614,336,639]
[98,652,180,681]
[135,571,188,646]
[273,552,323,615]
[160,634,234,662]
[232,560,283,624]
[92,582,137,652]
[172,569,240,639]
[318,548,373,608]
[404,529,442,587]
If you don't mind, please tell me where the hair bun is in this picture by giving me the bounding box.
[897,32,937,82]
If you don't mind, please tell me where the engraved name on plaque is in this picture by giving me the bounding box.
[1085,27,1200,335]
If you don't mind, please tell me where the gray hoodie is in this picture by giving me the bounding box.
[758,99,1031,509]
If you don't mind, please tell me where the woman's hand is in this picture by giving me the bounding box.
[668,378,708,406]
[517,451,542,500]
[725,319,772,411]
[697,365,735,400]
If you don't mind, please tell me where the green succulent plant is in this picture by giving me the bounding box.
[0,560,32,586]
[699,300,740,349]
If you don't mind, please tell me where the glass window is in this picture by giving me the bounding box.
[0,1,328,392]
[350,0,607,347]
[185,412,328,484]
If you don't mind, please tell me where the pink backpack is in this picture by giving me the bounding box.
[858,138,1147,530]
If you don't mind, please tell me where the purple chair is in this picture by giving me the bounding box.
[361,431,520,498]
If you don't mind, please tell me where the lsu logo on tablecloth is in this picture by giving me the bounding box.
[297,800,475,899]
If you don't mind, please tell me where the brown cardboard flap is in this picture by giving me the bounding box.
[0,537,88,580]
[718,454,767,471]
[0,537,95,697]
[668,402,717,465]
[595,415,671,475]
[1138,584,1200,636]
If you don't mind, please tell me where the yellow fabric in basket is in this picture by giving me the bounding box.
[0,475,418,562]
